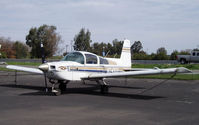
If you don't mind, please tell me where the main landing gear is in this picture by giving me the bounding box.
[49,79,109,95]
[96,79,109,94]
[49,79,69,96]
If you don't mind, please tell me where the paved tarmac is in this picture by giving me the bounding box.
[0,71,199,125]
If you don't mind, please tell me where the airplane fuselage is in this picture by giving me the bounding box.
[45,61,127,81]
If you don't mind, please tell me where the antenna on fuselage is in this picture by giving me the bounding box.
[105,50,110,57]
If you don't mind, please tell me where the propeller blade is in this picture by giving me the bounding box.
[41,42,48,92]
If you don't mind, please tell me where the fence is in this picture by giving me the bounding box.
[0,59,179,64]
[132,60,178,64]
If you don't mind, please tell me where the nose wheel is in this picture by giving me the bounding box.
[50,79,69,96]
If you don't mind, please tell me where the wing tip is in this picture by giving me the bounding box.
[177,67,192,73]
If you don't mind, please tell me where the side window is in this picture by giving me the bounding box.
[85,54,97,64]
[99,57,109,64]
[197,53,199,56]
[193,52,196,56]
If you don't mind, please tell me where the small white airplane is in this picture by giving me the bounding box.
[6,39,191,95]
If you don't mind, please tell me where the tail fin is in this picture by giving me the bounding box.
[119,39,131,67]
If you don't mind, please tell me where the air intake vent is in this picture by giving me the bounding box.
[50,65,56,69]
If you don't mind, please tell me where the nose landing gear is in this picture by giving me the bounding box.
[49,79,69,96]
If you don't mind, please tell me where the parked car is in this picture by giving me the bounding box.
[177,51,199,64]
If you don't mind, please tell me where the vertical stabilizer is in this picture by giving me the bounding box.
[118,39,131,67]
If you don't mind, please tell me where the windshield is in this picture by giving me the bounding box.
[61,52,84,64]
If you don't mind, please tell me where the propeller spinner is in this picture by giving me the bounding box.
[38,64,49,72]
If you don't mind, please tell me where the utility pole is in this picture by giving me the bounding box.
[102,46,105,57]
[41,42,45,64]
[0,44,1,57]
[70,40,73,52]
[66,45,68,54]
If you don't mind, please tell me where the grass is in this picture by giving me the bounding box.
[131,64,199,80]
[132,64,199,70]
[7,62,41,66]
[0,67,15,72]
[131,74,199,80]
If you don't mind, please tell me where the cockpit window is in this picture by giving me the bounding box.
[61,52,84,64]
[85,54,97,64]
[99,57,109,64]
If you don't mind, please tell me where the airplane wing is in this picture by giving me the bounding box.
[83,67,191,79]
[6,65,43,74]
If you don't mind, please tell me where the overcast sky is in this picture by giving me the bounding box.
[0,0,199,54]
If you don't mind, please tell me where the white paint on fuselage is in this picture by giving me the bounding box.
[45,61,128,81]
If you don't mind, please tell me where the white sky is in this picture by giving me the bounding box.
[0,0,199,54]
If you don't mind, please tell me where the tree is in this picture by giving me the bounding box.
[13,41,29,59]
[131,41,143,54]
[91,42,100,55]
[155,47,168,60]
[106,43,114,56]
[26,24,61,58]
[150,53,156,60]
[170,50,179,60]
[0,37,15,58]
[112,39,123,56]
[193,48,199,51]
[90,39,123,57]
[179,50,190,55]
[133,51,147,60]
[73,28,92,51]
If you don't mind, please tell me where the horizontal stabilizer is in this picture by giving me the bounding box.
[6,65,43,74]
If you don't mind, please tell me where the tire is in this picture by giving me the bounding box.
[180,59,186,64]
[59,83,66,92]
[100,85,109,94]
[52,89,61,96]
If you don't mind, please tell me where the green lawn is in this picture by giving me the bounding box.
[7,62,41,66]
[132,64,199,70]
[131,64,199,80]
[131,74,199,80]
[0,67,14,71]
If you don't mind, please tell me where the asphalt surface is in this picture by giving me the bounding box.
[0,71,199,125]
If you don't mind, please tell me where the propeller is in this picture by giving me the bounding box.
[40,42,48,92]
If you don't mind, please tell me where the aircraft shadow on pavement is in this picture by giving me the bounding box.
[62,87,165,100]
[86,83,145,90]
[0,84,44,91]
[0,84,165,100]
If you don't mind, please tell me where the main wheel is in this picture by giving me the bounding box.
[100,85,109,94]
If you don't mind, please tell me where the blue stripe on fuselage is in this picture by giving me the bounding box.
[71,69,108,73]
